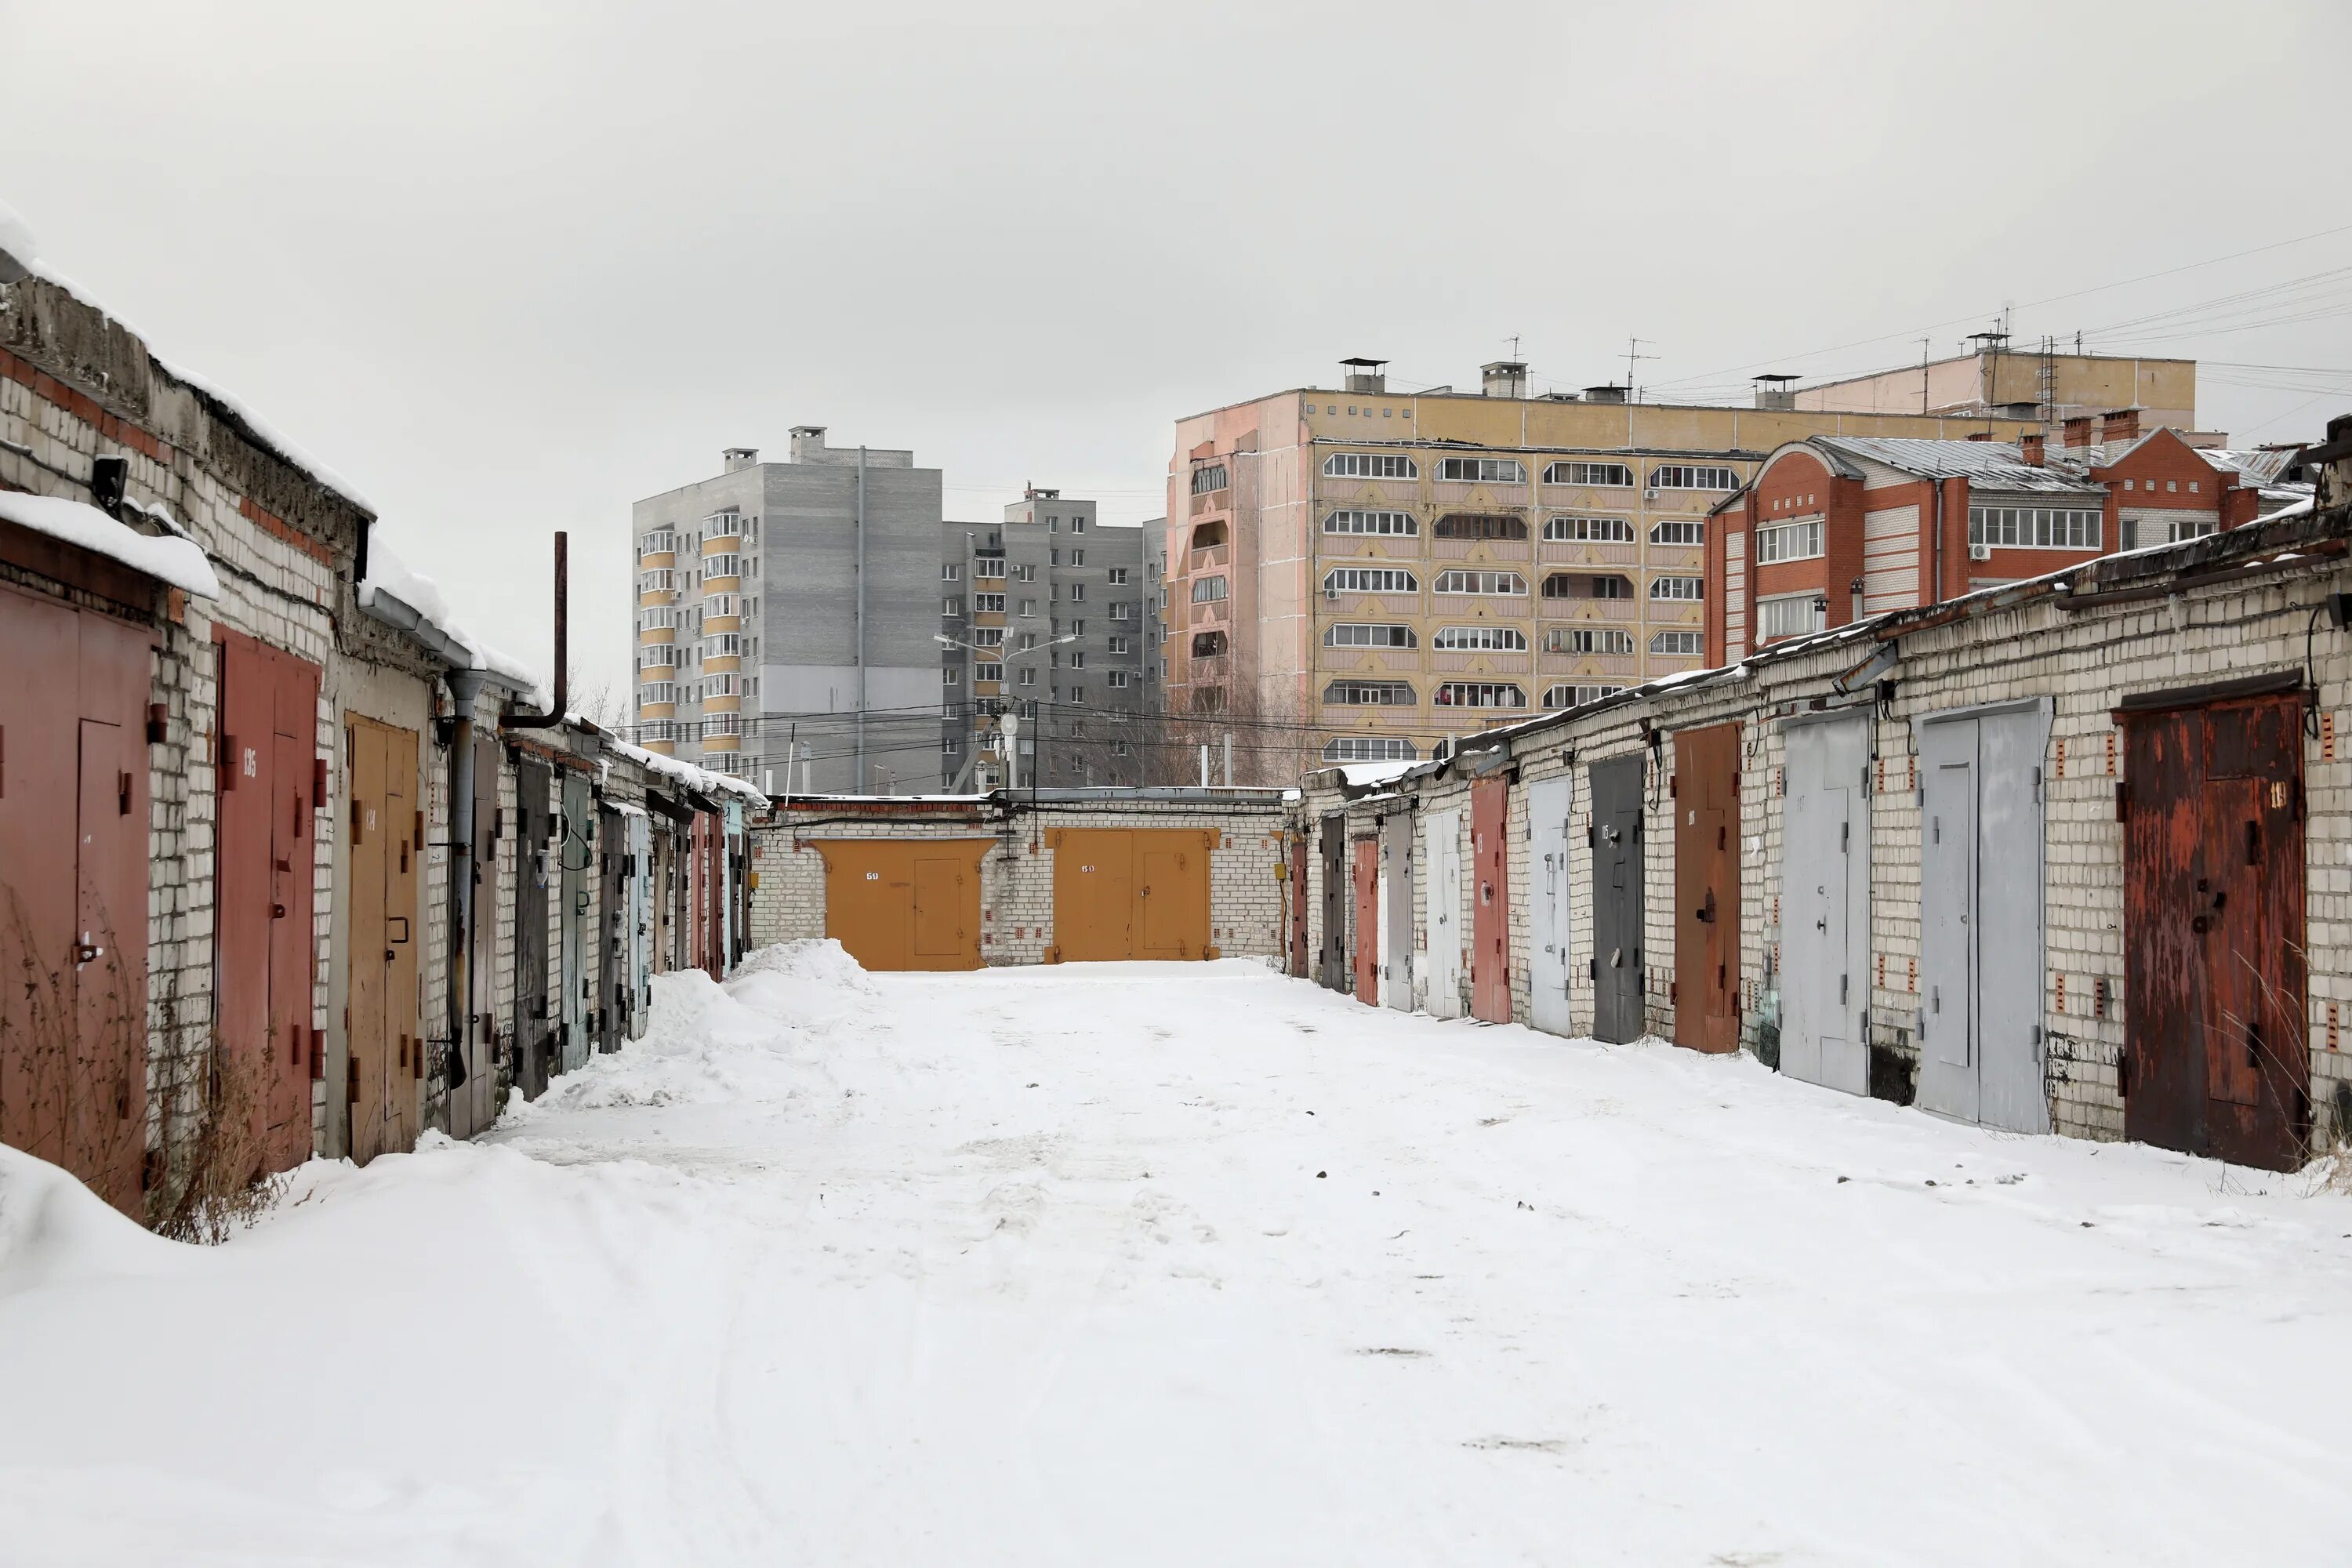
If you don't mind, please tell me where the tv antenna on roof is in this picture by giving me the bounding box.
[1625,337,1657,404]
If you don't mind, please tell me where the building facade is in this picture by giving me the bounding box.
[631,429,946,793]
[1703,416,2313,664]
[938,488,1156,788]
[1165,358,2045,780]
[1793,345,2204,438]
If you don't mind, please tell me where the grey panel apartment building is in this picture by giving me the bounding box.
[938,488,1160,788]
[632,429,945,793]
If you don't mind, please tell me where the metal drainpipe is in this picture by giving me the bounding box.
[445,666,487,1089]
[1930,477,1945,608]
[855,445,868,793]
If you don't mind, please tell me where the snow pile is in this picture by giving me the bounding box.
[603,731,768,805]
[0,491,220,598]
[502,942,877,1118]
[0,1145,180,1299]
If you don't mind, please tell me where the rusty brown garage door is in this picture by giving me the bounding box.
[0,578,151,1213]
[1674,724,1741,1054]
[1049,829,1217,963]
[2121,681,2310,1170]
[215,630,321,1178]
[818,840,989,971]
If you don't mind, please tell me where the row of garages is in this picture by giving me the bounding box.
[0,267,759,1221]
[1297,499,2352,1172]
[746,792,1292,971]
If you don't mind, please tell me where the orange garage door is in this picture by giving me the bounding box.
[1047,829,1218,962]
[816,840,989,971]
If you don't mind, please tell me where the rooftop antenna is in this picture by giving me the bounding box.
[1918,338,1933,414]
[1625,337,1657,404]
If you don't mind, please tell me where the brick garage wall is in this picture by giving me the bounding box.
[751,797,1290,966]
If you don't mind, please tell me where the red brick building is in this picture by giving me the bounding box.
[1704,412,2299,662]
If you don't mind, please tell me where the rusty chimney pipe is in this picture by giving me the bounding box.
[499,531,568,728]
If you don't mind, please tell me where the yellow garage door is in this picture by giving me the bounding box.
[1047,829,1218,962]
[815,840,990,971]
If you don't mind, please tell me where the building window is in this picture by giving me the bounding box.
[1969,505,2101,550]
[705,554,742,579]
[1109,601,1134,621]
[1190,576,1228,604]
[974,626,1005,647]
[1544,514,1635,542]
[943,666,961,685]
[1433,625,1528,651]
[1648,519,1704,546]
[1542,683,1625,708]
[1323,509,1418,535]
[640,528,677,556]
[1759,594,1825,641]
[1434,681,1526,708]
[1323,452,1418,479]
[1069,583,1086,602]
[1073,517,1088,532]
[1109,635,1131,653]
[706,594,736,619]
[1192,630,1226,657]
[1432,568,1527,596]
[976,662,1005,682]
[942,562,963,581]
[1755,518,1824,564]
[1324,566,1419,594]
[1542,460,1635,488]
[1109,670,1130,688]
[706,633,741,656]
[1650,575,1704,601]
[1070,651,1086,668]
[1190,463,1229,495]
[1542,572,1633,598]
[1018,667,1036,686]
[942,596,964,616]
[971,593,1004,613]
[1434,514,1529,540]
[975,557,1006,579]
[1649,464,1738,491]
[2167,518,2220,543]
[1437,456,1528,483]
[1009,562,1033,582]
[1326,681,1417,706]
[1018,598,1037,616]
[638,569,674,594]
[1544,627,1634,655]
[1650,630,1702,655]
[1321,736,1417,762]
[1107,566,1128,584]
[1324,622,1415,648]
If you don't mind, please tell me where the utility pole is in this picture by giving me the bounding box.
[855,444,868,794]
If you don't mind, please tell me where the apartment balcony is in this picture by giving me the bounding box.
[1189,655,1229,684]
[1432,536,1532,561]
[1319,648,1421,675]
[1431,652,1531,674]
[1537,593,1640,622]
[1190,598,1231,626]
[1189,542,1229,572]
[1646,543,1704,571]
[701,530,742,554]
[1537,652,1641,680]
[637,550,676,569]
[701,575,741,595]
[1321,703,1421,726]
[1537,539,1638,568]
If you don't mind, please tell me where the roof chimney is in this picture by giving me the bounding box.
[1481,361,1528,399]
[788,426,828,463]
[1583,384,1628,405]
[1340,356,1388,394]
[2062,415,2096,448]
[2101,408,2142,445]
[2020,431,2045,467]
[721,446,759,472]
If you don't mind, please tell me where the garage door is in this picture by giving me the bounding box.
[817,840,989,971]
[1048,829,1218,962]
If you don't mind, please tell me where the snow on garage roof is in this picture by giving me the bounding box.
[0,490,220,597]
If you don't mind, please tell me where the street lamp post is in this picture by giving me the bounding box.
[935,631,1079,793]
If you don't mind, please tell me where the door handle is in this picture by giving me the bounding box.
[1815,917,1827,932]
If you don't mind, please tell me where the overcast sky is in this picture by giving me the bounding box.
[5,0,2348,699]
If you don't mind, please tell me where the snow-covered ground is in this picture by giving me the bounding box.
[5,947,2350,1566]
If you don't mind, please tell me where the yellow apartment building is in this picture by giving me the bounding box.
[1164,358,2058,779]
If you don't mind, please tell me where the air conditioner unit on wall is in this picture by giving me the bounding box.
[1968,543,1993,562]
